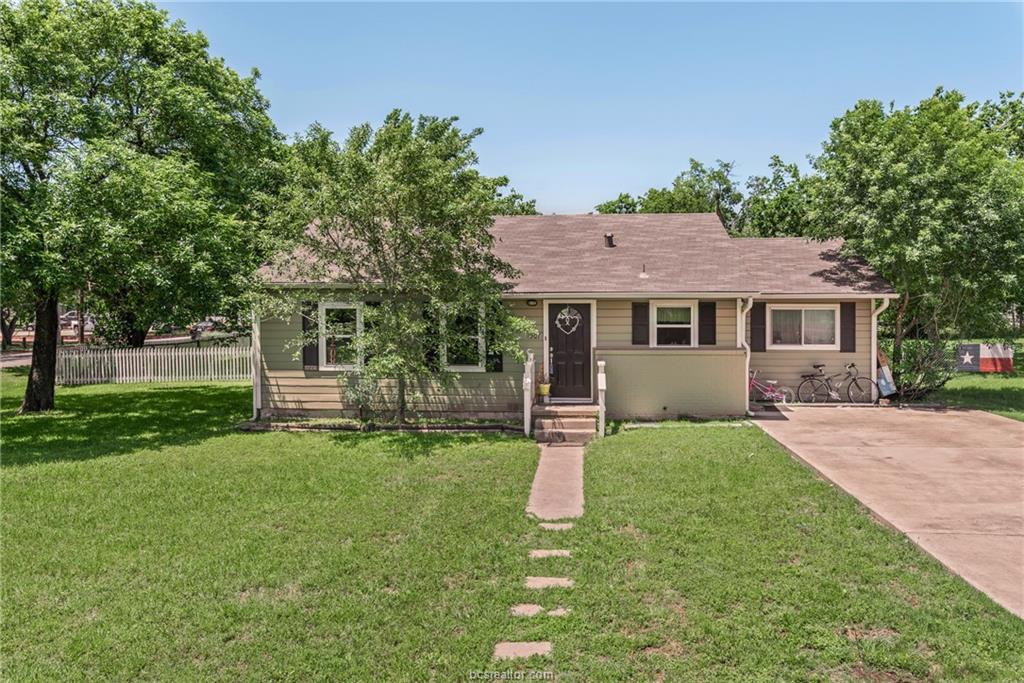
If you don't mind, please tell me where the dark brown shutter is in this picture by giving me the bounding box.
[698,301,717,346]
[631,302,649,345]
[750,302,766,352]
[840,302,856,353]
[301,302,318,369]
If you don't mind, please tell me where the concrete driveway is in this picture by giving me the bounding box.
[756,405,1024,618]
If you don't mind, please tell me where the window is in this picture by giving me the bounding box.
[319,302,362,370]
[649,300,698,348]
[767,304,839,350]
[443,304,485,372]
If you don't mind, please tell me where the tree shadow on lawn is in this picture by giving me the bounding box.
[936,382,1024,412]
[327,430,527,460]
[1,371,251,467]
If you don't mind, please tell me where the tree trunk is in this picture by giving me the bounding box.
[19,291,59,413]
[890,293,909,396]
[397,376,407,423]
[0,309,15,350]
[78,289,86,344]
[127,327,148,348]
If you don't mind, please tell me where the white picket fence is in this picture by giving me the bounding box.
[56,341,252,385]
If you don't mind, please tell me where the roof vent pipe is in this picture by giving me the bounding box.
[604,232,615,248]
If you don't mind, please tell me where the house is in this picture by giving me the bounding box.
[252,213,896,430]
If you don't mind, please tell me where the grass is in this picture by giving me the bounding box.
[928,372,1024,421]
[3,371,1023,680]
[1,371,539,680]
[922,339,1023,422]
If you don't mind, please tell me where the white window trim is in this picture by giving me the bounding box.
[319,301,363,371]
[442,303,486,373]
[766,303,841,351]
[649,300,699,348]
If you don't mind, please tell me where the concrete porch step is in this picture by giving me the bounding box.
[533,403,599,417]
[535,428,596,445]
[535,417,596,431]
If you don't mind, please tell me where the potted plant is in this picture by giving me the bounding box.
[537,369,551,404]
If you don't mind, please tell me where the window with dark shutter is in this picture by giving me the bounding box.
[840,302,856,353]
[301,302,318,369]
[750,302,766,352]
[631,302,649,345]
[698,301,717,346]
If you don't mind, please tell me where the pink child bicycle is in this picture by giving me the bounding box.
[748,369,795,404]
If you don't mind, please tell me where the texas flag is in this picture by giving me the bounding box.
[955,344,1015,373]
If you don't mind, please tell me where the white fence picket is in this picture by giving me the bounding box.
[55,340,252,386]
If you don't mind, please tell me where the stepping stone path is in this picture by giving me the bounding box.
[493,642,552,660]
[493,444,585,663]
[510,604,571,617]
[526,445,584,520]
[525,576,574,589]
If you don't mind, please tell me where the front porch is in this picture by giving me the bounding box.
[531,402,601,444]
[521,346,749,441]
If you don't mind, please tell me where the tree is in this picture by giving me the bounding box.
[0,278,32,350]
[978,91,1024,159]
[267,113,535,421]
[736,156,818,236]
[1,0,281,411]
[813,89,1024,396]
[595,192,639,214]
[494,187,540,215]
[53,141,256,347]
[594,159,743,228]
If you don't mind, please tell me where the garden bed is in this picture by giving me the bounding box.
[238,418,524,435]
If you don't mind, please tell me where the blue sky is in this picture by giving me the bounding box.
[160,2,1023,213]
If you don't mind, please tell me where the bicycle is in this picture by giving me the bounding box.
[796,362,878,404]
[748,369,794,404]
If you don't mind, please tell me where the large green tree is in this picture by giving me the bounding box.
[267,113,535,421]
[1,0,281,411]
[494,186,540,215]
[978,91,1024,159]
[594,159,743,228]
[736,156,818,237]
[594,192,640,215]
[812,89,1024,394]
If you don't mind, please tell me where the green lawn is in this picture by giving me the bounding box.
[928,372,1024,422]
[924,340,1023,421]
[3,371,1023,680]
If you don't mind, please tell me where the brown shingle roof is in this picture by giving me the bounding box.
[491,214,894,295]
[733,237,894,295]
[264,213,895,296]
[490,213,751,294]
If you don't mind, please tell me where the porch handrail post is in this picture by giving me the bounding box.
[523,349,534,437]
[597,359,606,438]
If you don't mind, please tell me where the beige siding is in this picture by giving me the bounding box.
[597,349,747,418]
[259,299,542,417]
[746,299,872,398]
[595,298,738,349]
[258,296,747,417]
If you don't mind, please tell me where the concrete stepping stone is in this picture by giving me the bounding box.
[529,549,571,558]
[510,604,572,617]
[539,522,573,531]
[510,603,544,616]
[525,576,574,589]
[526,445,584,520]
[493,641,552,660]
